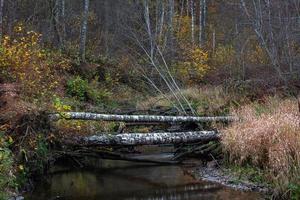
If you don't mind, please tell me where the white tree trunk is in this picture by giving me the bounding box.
[190,0,195,44]
[83,131,219,146]
[158,0,165,40]
[168,0,174,48]
[49,112,237,123]
[199,0,206,47]
[79,0,89,61]
[143,0,155,59]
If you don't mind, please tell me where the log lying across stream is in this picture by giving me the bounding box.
[82,131,219,146]
[49,112,236,123]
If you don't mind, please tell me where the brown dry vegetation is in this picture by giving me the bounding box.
[137,86,250,116]
[222,97,300,197]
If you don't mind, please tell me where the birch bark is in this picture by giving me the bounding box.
[199,0,207,47]
[49,112,237,123]
[83,131,219,146]
[79,0,89,62]
[190,0,195,44]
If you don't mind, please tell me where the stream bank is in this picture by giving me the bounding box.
[188,162,270,194]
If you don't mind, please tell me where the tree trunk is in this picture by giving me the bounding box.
[79,0,89,62]
[186,0,189,17]
[199,0,206,47]
[168,0,174,50]
[52,0,62,47]
[190,0,195,44]
[49,112,237,123]
[7,0,16,36]
[0,0,4,44]
[104,0,109,56]
[60,0,66,50]
[82,131,219,146]
[143,0,154,59]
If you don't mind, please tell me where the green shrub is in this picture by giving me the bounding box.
[33,135,49,175]
[0,133,16,199]
[290,183,300,200]
[66,76,113,105]
[66,76,88,101]
[84,77,111,105]
[87,87,111,105]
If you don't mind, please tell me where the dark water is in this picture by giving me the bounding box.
[25,158,263,200]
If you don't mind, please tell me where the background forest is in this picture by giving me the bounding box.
[0,0,300,199]
[1,0,299,100]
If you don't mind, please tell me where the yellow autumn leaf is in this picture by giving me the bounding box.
[19,165,24,171]
[8,136,13,144]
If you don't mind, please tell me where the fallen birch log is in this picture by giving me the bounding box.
[49,112,237,123]
[82,131,219,146]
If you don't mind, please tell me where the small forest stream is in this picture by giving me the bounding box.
[25,154,263,200]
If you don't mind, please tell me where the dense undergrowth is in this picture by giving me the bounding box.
[0,132,15,199]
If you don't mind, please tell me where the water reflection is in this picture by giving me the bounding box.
[26,161,263,200]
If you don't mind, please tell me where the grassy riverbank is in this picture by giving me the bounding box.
[142,92,300,199]
[222,97,300,199]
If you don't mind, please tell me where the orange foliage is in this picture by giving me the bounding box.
[247,43,269,65]
[173,15,211,85]
[175,15,192,43]
[175,46,210,85]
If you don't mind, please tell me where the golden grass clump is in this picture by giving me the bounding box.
[222,97,300,194]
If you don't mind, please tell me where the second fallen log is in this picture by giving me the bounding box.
[49,112,237,123]
[82,131,220,146]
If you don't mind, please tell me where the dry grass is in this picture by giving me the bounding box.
[222,97,300,196]
[137,86,248,115]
